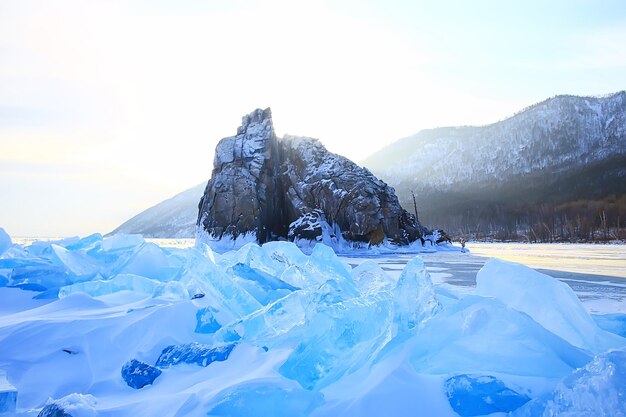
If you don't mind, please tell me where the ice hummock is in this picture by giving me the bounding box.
[445,374,530,416]
[594,313,626,338]
[121,359,161,389]
[155,342,236,368]
[512,348,626,416]
[38,393,97,417]
[407,295,591,377]
[0,228,12,256]
[0,230,624,417]
[0,371,17,415]
[278,291,395,390]
[59,274,169,299]
[351,260,394,295]
[206,379,324,417]
[393,257,439,334]
[476,258,624,353]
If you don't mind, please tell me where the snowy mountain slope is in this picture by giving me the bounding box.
[364,92,626,190]
[362,92,626,230]
[110,183,204,238]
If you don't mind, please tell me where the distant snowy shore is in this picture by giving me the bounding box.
[0,228,625,416]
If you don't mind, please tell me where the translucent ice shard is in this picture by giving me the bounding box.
[279,292,393,390]
[38,393,97,417]
[155,342,236,368]
[59,274,161,298]
[195,306,222,334]
[6,259,69,290]
[101,234,144,252]
[64,233,102,251]
[260,241,309,270]
[213,290,309,346]
[0,228,12,256]
[279,265,311,290]
[49,244,100,281]
[229,263,297,305]
[409,296,591,377]
[305,243,353,284]
[0,371,17,415]
[351,260,394,295]
[220,243,286,277]
[393,256,439,334]
[151,280,189,300]
[593,313,626,338]
[179,249,262,318]
[206,380,323,417]
[513,348,626,417]
[476,258,624,353]
[112,242,184,281]
[121,359,161,389]
[445,374,530,416]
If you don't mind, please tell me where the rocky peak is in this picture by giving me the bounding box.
[197,108,427,248]
[236,107,274,136]
[213,107,275,168]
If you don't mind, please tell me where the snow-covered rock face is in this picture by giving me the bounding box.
[198,108,278,244]
[197,108,424,248]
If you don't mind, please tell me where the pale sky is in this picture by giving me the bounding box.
[2,0,626,236]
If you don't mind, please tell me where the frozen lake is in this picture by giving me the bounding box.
[339,243,626,315]
[4,235,625,416]
[140,239,626,314]
[141,239,626,315]
[13,238,626,314]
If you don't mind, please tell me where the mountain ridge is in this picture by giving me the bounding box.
[110,183,204,238]
[363,91,626,166]
[364,91,626,186]
[111,91,626,241]
[363,91,626,241]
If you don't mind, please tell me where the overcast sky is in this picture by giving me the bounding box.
[2,0,626,236]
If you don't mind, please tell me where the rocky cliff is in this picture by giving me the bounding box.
[197,108,425,247]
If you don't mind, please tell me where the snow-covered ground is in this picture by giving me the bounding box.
[2,231,625,416]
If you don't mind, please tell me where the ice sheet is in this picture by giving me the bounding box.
[0,231,624,417]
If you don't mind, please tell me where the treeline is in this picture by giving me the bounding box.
[425,195,626,243]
